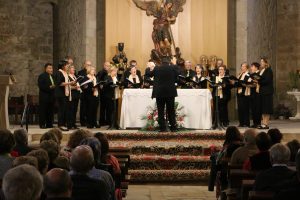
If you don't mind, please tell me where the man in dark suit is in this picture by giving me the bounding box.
[149,57,178,132]
[38,63,56,129]
[70,145,109,200]
[254,143,296,192]
[183,60,196,78]
[77,60,92,126]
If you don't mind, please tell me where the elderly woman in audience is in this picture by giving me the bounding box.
[61,129,91,158]
[12,128,31,156]
[12,156,38,169]
[27,149,49,175]
[254,143,295,192]
[230,129,258,166]
[0,129,15,179]
[80,137,116,200]
[267,128,283,146]
[2,165,43,200]
[40,140,61,170]
[243,132,272,171]
[94,132,121,176]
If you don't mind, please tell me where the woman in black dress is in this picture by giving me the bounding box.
[257,57,274,129]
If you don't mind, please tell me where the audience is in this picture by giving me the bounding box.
[61,129,91,158]
[40,140,60,170]
[243,132,272,171]
[254,143,296,192]
[12,128,31,156]
[230,129,258,166]
[12,155,38,169]
[43,168,73,200]
[40,131,60,144]
[2,164,43,200]
[27,149,50,175]
[47,128,63,145]
[0,129,15,179]
[286,139,300,162]
[267,128,283,146]
[70,145,109,200]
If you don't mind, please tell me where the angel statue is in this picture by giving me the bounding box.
[133,0,186,60]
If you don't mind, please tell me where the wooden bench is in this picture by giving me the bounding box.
[248,191,274,200]
[241,179,255,200]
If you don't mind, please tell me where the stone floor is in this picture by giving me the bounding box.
[126,185,216,200]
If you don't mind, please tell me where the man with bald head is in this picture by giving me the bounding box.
[78,60,92,126]
[70,145,109,200]
[44,168,72,200]
[97,61,111,126]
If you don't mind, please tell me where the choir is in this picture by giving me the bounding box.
[37,56,273,131]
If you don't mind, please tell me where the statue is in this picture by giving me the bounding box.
[133,0,186,60]
[112,43,128,79]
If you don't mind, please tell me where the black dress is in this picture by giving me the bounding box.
[192,75,207,89]
[78,69,88,126]
[85,76,99,128]
[258,67,274,114]
[96,69,109,126]
[68,75,81,128]
[250,71,262,127]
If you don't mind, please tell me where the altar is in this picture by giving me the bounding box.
[120,89,212,130]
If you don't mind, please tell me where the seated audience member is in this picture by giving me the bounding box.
[54,156,70,171]
[43,168,73,200]
[286,139,300,162]
[94,132,121,175]
[267,128,283,146]
[69,145,109,200]
[27,149,49,175]
[243,132,272,171]
[47,128,63,145]
[12,156,38,169]
[230,129,258,166]
[40,131,60,144]
[40,140,60,170]
[61,129,91,158]
[273,150,300,200]
[0,129,15,179]
[208,126,243,193]
[12,129,31,156]
[254,143,296,192]
[2,164,43,200]
[80,138,115,200]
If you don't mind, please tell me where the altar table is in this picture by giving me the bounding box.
[120,89,212,129]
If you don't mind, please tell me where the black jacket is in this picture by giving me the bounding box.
[149,64,178,99]
[212,76,232,101]
[69,75,81,100]
[258,67,274,95]
[55,71,68,98]
[103,76,119,99]
[183,69,196,78]
[38,72,55,101]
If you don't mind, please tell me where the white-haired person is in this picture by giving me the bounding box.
[144,61,156,88]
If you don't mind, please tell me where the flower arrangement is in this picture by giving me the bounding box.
[141,102,186,131]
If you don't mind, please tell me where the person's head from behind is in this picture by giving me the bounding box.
[44,63,53,75]
[243,129,257,146]
[94,132,110,159]
[184,60,192,70]
[295,150,300,179]
[3,164,43,200]
[40,140,60,163]
[70,145,94,174]
[27,149,49,175]
[40,131,59,144]
[161,56,171,65]
[12,156,38,169]
[286,139,300,162]
[67,129,91,149]
[44,168,72,198]
[13,128,28,146]
[0,129,15,154]
[269,143,290,165]
[267,128,283,145]
[80,137,102,167]
[224,126,242,146]
[47,128,63,144]
[255,132,271,152]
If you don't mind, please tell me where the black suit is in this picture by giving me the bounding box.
[258,67,274,114]
[70,174,109,200]
[38,72,55,128]
[97,69,109,125]
[68,75,81,128]
[250,71,262,127]
[150,64,178,131]
[254,166,296,192]
[78,69,88,126]
[144,68,153,88]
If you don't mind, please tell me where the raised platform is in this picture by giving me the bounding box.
[9,120,300,183]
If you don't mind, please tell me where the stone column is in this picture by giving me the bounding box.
[85,0,97,67]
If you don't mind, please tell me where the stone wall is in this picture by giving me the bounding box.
[0,0,56,97]
[275,0,300,113]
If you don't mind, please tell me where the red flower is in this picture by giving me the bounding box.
[148,115,153,120]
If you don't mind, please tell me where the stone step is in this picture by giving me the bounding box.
[130,154,211,170]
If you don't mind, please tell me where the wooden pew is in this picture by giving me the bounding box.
[241,179,255,200]
[248,191,274,200]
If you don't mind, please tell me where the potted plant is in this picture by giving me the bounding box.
[274,104,292,120]
[288,71,299,91]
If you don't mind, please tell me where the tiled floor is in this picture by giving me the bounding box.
[126,185,216,200]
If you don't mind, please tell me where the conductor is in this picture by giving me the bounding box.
[148,56,179,132]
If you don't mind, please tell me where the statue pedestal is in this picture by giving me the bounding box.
[0,75,13,129]
[287,91,300,120]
